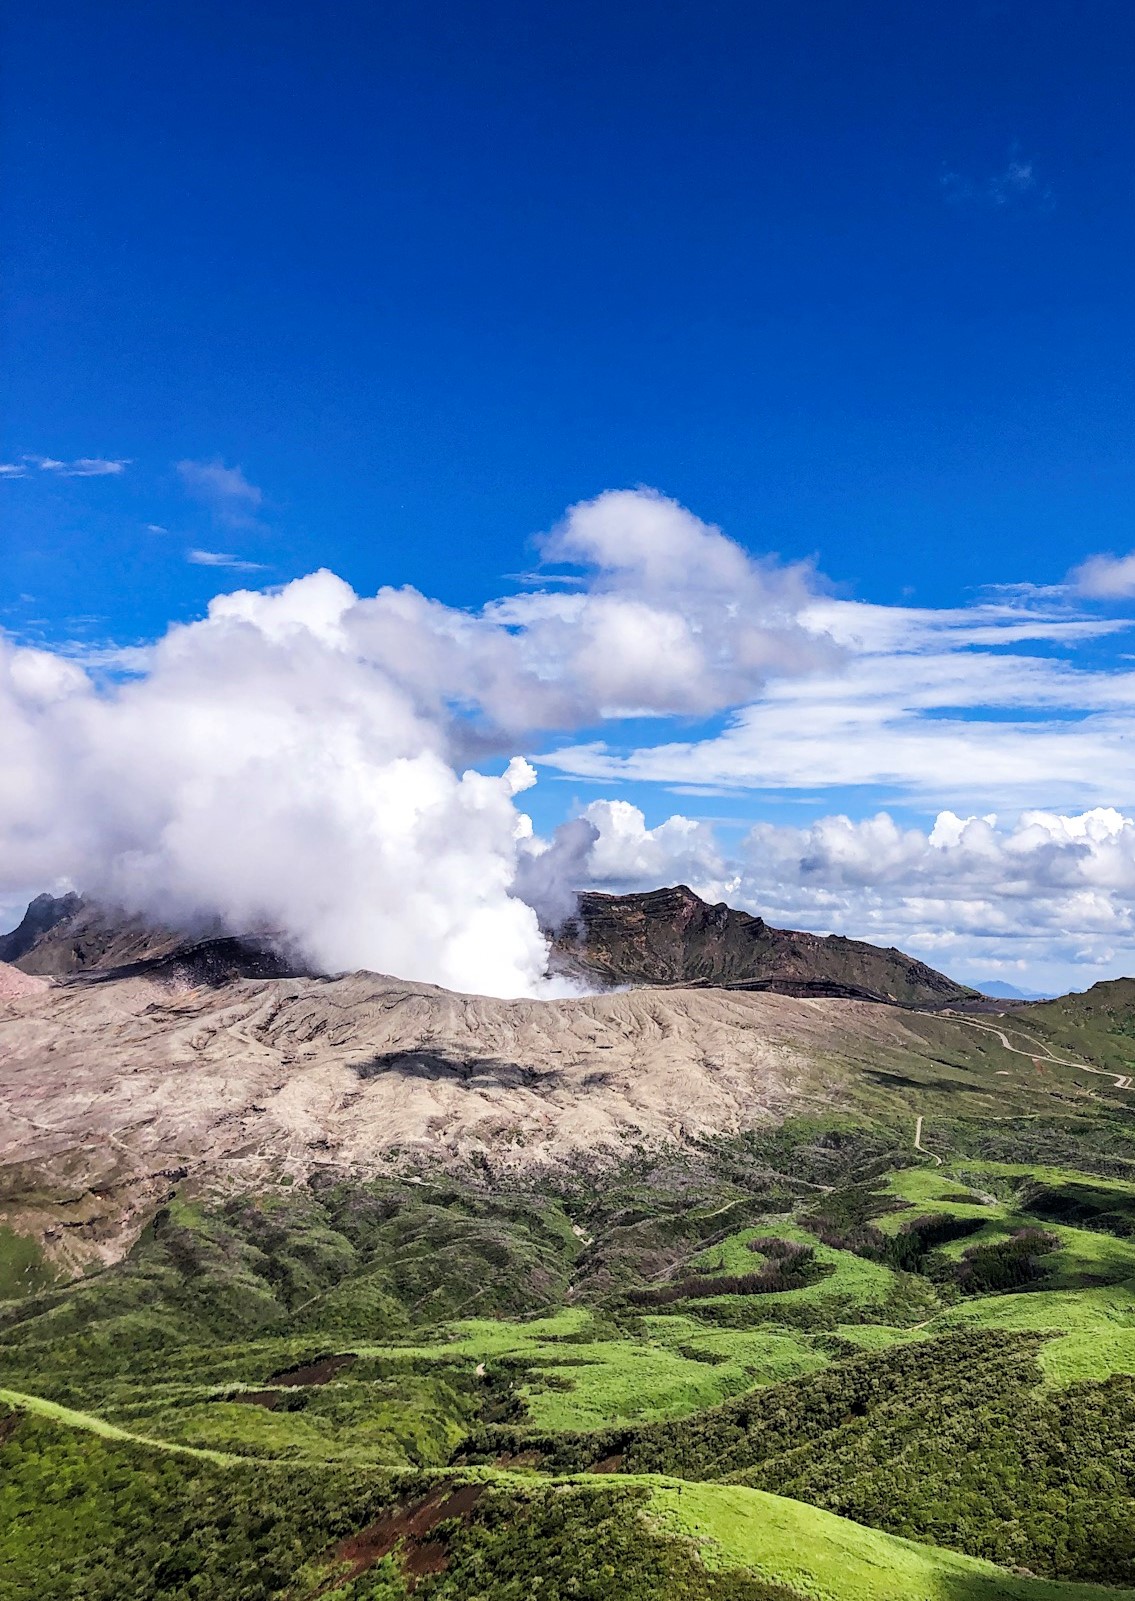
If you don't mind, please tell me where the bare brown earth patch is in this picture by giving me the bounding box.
[309,1483,486,1594]
[590,1452,625,1473]
[233,1352,356,1407]
[270,1353,356,1387]
[231,1389,281,1410]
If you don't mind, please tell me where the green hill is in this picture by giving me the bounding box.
[7,1104,1135,1598]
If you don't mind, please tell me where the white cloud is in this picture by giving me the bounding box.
[7,483,1135,995]
[941,150,1052,209]
[177,458,264,528]
[541,594,1135,810]
[187,549,267,572]
[2,455,129,478]
[1068,551,1135,599]
[579,799,730,896]
[0,491,832,996]
[740,806,1135,984]
[30,455,129,476]
[0,587,552,997]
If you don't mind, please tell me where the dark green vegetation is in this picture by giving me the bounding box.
[471,1333,1135,1582]
[1022,979,1135,1075]
[2,1409,812,1601]
[12,983,1135,1597]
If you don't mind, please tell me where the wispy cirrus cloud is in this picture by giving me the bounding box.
[177,458,264,529]
[0,454,130,478]
[187,548,267,572]
[941,149,1053,210]
[539,593,1135,812]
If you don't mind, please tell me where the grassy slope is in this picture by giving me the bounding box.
[866,1161,1135,1383]
[2,1397,1131,1601]
[649,1481,1135,1601]
[1020,979,1135,1075]
[348,1309,825,1432]
[8,991,1135,1601]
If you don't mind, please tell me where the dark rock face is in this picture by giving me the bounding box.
[0,892,85,965]
[3,883,972,1007]
[0,894,191,976]
[0,894,309,984]
[551,884,975,1009]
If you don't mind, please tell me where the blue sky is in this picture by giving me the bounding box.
[5,1,1135,993]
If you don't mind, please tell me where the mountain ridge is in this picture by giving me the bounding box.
[2,884,977,1008]
[552,884,978,1008]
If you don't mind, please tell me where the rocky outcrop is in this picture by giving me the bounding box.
[552,884,975,1009]
[0,893,187,976]
[2,885,974,1007]
[0,894,306,984]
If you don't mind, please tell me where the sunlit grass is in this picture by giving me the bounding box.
[647,1479,1135,1601]
[353,1306,824,1430]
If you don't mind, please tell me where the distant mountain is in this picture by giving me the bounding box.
[551,884,977,1009]
[0,893,305,984]
[0,893,194,976]
[975,979,1056,1001]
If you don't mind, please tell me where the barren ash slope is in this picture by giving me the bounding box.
[7,887,1135,1601]
[3,884,977,1268]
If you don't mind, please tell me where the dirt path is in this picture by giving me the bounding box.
[943,1012,1134,1090]
[913,1114,942,1166]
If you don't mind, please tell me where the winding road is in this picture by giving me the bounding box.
[942,1012,1134,1090]
[910,1011,1135,1170]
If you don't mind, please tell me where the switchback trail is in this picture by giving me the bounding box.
[943,1012,1134,1090]
[913,1114,942,1165]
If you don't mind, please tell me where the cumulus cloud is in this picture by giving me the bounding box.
[577,799,731,898]
[0,490,832,996]
[1068,550,1135,599]
[742,807,1135,985]
[177,458,264,528]
[9,482,1135,995]
[327,491,836,744]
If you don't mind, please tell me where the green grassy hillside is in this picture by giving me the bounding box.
[8,1004,1135,1600]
